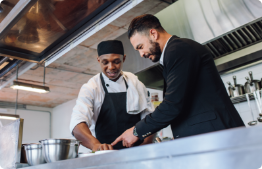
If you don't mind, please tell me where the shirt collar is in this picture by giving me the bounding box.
[160,36,172,66]
[102,72,124,84]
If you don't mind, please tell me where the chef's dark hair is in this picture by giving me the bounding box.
[128,14,164,39]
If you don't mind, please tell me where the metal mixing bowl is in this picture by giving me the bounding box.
[23,144,46,166]
[40,139,80,163]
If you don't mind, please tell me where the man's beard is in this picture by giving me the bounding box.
[148,40,162,62]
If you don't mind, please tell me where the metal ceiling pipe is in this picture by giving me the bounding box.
[0,57,9,66]
[0,62,36,89]
[0,60,22,78]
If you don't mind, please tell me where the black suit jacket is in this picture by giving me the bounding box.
[136,36,245,140]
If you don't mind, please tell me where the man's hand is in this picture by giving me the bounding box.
[73,123,113,151]
[111,126,139,148]
[92,143,113,151]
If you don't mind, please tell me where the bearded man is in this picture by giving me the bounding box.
[112,14,245,148]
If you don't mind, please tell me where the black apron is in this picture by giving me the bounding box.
[95,73,143,149]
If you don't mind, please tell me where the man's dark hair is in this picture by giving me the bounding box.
[128,14,165,39]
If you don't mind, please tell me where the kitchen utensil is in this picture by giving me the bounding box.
[255,90,262,121]
[23,143,46,166]
[245,71,261,93]
[249,71,260,88]
[39,139,80,163]
[162,137,173,142]
[253,91,262,122]
[227,82,235,97]
[253,91,261,114]
[232,76,245,97]
[261,78,262,92]
[244,77,255,93]
[257,116,262,122]
[155,137,162,143]
[255,90,262,117]
[256,90,262,106]
[245,93,257,126]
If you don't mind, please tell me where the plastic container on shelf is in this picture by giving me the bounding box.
[151,93,159,102]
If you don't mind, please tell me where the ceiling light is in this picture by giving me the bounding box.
[0,116,17,120]
[10,64,50,93]
[10,81,50,93]
[0,113,19,120]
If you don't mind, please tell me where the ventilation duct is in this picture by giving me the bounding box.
[205,19,262,59]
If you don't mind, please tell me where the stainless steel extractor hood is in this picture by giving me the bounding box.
[0,0,143,64]
[117,0,262,90]
[0,0,145,80]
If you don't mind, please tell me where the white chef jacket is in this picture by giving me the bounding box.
[70,72,154,137]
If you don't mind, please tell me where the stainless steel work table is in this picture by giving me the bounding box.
[23,125,262,169]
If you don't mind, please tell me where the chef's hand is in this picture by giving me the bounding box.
[92,143,113,151]
[111,126,139,148]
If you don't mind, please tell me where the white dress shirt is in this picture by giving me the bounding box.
[160,36,172,66]
[70,72,154,138]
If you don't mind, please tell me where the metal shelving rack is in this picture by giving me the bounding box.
[230,90,262,104]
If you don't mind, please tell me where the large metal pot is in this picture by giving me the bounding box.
[40,139,80,163]
[244,71,261,93]
[233,76,245,96]
[23,144,46,166]
[245,71,261,93]
[227,76,245,97]
[227,82,235,97]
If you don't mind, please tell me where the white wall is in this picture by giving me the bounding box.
[51,98,91,153]
[52,98,76,139]
[0,106,51,144]
[220,63,262,127]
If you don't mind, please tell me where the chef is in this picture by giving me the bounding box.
[112,14,245,147]
[70,40,155,151]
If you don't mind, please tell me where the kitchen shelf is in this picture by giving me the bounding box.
[230,91,262,104]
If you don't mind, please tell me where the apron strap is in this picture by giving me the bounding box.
[123,77,128,90]
[100,73,108,94]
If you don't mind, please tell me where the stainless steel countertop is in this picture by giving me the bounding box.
[23,125,262,169]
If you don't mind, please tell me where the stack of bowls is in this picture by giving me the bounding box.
[40,139,80,162]
[23,143,46,166]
